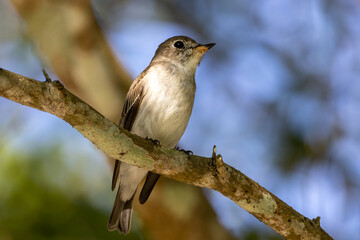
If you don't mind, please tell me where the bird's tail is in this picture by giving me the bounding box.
[107,188,135,234]
[108,161,148,234]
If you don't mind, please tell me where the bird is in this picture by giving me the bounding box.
[108,36,215,234]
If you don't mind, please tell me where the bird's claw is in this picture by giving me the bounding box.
[175,146,193,155]
[146,137,160,145]
[182,150,193,155]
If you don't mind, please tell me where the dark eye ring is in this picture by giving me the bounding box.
[174,41,185,49]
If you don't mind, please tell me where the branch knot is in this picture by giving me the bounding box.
[211,145,227,177]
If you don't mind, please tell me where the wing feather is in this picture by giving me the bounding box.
[111,77,145,190]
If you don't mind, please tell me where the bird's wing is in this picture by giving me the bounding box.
[112,68,161,205]
[119,78,145,130]
[111,77,145,191]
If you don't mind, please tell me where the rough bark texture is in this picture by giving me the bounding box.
[0,68,333,240]
[9,1,235,239]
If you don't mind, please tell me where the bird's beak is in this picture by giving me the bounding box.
[195,43,216,53]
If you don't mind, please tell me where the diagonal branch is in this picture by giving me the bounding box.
[0,67,333,240]
[11,0,132,122]
[8,1,231,237]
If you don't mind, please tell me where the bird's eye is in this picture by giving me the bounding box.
[174,41,185,49]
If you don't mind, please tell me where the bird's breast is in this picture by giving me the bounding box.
[132,66,196,148]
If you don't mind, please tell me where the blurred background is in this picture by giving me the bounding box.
[0,0,360,239]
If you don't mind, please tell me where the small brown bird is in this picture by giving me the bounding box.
[108,36,215,234]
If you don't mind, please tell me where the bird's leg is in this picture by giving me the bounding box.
[175,146,193,155]
[145,137,160,145]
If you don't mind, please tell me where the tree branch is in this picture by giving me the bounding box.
[11,0,132,122]
[8,1,234,237]
[0,68,333,240]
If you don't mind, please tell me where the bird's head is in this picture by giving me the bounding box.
[152,36,215,72]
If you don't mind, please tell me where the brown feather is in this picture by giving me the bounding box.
[111,74,146,190]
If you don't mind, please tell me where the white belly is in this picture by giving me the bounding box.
[132,65,196,148]
[118,62,196,201]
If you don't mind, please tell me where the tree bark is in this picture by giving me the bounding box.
[11,0,131,121]
[9,1,236,239]
[0,68,333,240]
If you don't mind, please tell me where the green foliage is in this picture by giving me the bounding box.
[0,142,147,240]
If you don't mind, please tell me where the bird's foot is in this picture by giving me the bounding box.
[146,137,160,145]
[175,146,193,155]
